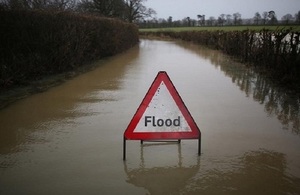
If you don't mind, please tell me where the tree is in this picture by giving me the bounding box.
[295,11,300,24]
[157,18,167,27]
[123,0,156,23]
[47,0,76,10]
[233,12,241,25]
[268,10,277,24]
[186,16,191,26]
[4,0,29,9]
[76,0,125,17]
[89,0,124,17]
[180,17,191,27]
[253,12,261,25]
[262,11,268,24]
[226,14,232,25]
[197,14,201,26]
[167,16,172,27]
[218,14,226,26]
[281,14,293,24]
[76,0,93,12]
[197,14,205,26]
[1,0,77,10]
[207,16,215,26]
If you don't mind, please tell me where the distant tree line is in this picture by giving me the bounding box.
[0,0,156,23]
[138,10,300,28]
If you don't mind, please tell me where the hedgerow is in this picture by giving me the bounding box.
[140,29,300,90]
[0,10,139,89]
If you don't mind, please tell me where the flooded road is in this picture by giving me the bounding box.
[1,39,300,194]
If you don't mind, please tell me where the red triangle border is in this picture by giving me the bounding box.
[124,71,201,140]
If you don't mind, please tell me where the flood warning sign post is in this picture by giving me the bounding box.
[123,71,201,160]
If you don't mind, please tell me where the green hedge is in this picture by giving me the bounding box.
[0,10,139,89]
[141,30,300,90]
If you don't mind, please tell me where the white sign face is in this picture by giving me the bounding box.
[134,81,192,133]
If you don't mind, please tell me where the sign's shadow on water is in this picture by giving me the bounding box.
[123,142,200,194]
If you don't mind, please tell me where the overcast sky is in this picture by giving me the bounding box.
[144,0,300,20]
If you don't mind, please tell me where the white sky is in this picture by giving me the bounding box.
[144,0,300,20]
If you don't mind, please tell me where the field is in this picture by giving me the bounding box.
[139,25,300,32]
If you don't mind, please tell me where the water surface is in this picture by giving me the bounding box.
[0,39,299,194]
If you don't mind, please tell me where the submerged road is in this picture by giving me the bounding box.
[0,39,300,194]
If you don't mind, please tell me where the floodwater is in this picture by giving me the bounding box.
[0,39,300,194]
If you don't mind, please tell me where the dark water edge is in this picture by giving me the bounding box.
[1,34,299,112]
[0,58,106,109]
[140,34,300,96]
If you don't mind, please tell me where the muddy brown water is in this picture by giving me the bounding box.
[0,39,300,194]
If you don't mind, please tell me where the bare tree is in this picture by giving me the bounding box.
[48,0,76,10]
[281,14,293,24]
[186,16,190,26]
[6,0,28,9]
[218,14,226,26]
[167,16,172,27]
[226,14,232,25]
[87,0,124,17]
[1,0,76,10]
[253,12,261,25]
[0,0,33,9]
[233,12,241,25]
[294,11,300,24]
[76,0,93,12]
[262,11,268,24]
[207,16,215,26]
[123,0,156,23]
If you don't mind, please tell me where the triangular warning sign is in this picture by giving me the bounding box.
[124,71,200,140]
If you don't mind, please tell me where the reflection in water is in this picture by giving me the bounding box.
[1,39,300,194]
[228,68,300,134]
[0,45,139,157]
[178,41,300,135]
[191,149,300,194]
[124,148,300,194]
[124,143,201,194]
